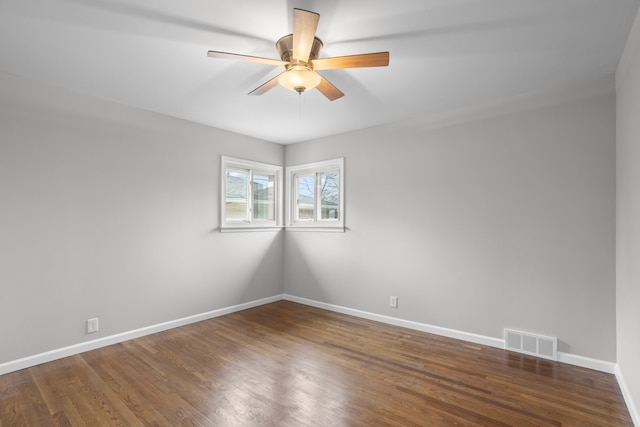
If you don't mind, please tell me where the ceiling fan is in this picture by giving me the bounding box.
[207,8,390,101]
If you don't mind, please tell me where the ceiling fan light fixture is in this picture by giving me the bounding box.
[278,66,321,93]
[208,8,388,100]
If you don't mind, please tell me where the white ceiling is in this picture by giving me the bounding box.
[1,0,638,144]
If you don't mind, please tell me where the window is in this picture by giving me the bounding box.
[286,158,344,231]
[221,156,282,231]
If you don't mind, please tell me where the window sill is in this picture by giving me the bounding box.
[285,226,345,233]
[220,226,283,233]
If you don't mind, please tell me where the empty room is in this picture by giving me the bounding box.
[1,1,640,425]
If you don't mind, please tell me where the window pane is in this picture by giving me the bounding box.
[319,171,339,220]
[296,174,315,220]
[253,173,275,221]
[225,169,248,221]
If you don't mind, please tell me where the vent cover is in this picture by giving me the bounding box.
[504,329,557,360]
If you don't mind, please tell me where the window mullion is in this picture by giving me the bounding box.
[247,170,253,223]
[315,172,321,222]
[293,175,299,222]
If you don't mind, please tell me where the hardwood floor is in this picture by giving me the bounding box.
[0,301,633,426]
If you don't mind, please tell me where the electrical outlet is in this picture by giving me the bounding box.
[87,318,99,334]
[390,296,398,308]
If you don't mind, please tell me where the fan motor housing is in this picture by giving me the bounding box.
[276,34,324,65]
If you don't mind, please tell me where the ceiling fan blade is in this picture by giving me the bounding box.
[248,72,286,96]
[292,8,320,63]
[207,51,288,67]
[312,52,390,70]
[316,75,344,101]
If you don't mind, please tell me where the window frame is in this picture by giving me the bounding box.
[221,156,283,232]
[285,158,345,232]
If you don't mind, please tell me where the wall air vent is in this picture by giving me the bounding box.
[504,329,557,361]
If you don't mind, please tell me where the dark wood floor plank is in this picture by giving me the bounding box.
[0,301,633,426]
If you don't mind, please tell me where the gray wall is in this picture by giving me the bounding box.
[285,80,616,361]
[0,66,621,370]
[617,5,640,419]
[0,71,284,364]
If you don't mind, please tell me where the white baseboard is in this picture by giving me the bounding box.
[616,365,640,427]
[0,294,284,376]
[283,294,504,349]
[283,294,618,374]
[0,293,622,381]
[557,352,617,374]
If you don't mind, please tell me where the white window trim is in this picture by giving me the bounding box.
[285,158,344,232]
[221,156,283,232]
